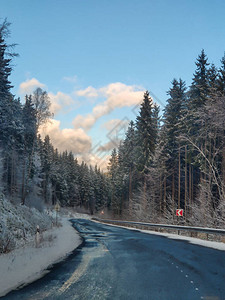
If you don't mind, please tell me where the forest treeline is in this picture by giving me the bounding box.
[1,20,225,225]
[107,50,225,226]
[0,20,111,213]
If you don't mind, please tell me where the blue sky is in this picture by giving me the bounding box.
[1,0,225,168]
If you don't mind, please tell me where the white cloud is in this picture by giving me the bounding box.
[72,114,96,131]
[76,86,98,98]
[19,79,145,171]
[48,91,78,115]
[99,82,144,109]
[39,119,91,154]
[62,75,78,83]
[19,78,46,95]
[39,119,110,170]
[73,82,144,130]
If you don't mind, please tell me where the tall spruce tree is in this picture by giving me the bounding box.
[0,20,16,149]
[186,50,210,168]
[160,78,187,210]
[135,91,157,174]
[118,121,138,201]
[163,78,186,163]
[107,148,123,215]
[208,64,218,96]
[189,49,210,109]
[0,19,20,197]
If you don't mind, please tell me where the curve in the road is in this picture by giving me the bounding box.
[2,219,225,300]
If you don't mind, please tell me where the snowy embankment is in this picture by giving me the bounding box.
[0,195,83,297]
[0,193,53,252]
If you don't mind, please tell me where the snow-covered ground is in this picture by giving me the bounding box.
[0,193,53,252]
[0,195,88,297]
[0,217,82,297]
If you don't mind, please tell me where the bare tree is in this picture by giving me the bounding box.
[32,88,53,132]
[21,88,52,205]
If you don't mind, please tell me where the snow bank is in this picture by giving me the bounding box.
[0,193,53,252]
[0,195,84,297]
[139,227,225,251]
[0,217,82,297]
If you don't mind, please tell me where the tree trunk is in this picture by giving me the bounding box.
[129,168,132,216]
[172,171,175,213]
[159,174,162,214]
[10,148,17,202]
[21,157,26,205]
[23,137,36,204]
[178,146,181,209]
[222,146,225,193]
[185,145,187,218]
[163,175,166,214]
[189,163,192,213]
[129,168,132,202]
[143,176,147,210]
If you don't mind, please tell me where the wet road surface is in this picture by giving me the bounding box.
[2,219,225,300]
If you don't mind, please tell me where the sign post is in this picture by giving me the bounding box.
[55,203,60,226]
[176,209,183,234]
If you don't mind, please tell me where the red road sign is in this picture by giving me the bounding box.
[176,209,183,216]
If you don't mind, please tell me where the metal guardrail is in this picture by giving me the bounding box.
[93,218,225,236]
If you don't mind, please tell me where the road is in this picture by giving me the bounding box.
[2,219,225,300]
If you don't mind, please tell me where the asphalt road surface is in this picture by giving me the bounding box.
[2,219,225,300]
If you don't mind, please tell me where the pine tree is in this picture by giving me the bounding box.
[186,50,211,208]
[152,103,160,141]
[41,135,54,203]
[118,121,138,205]
[217,53,225,96]
[0,19,16,149]
[0,20,21,198]
[107,148,122,215]
[21,95,36,203]
[160,78,187,212]
[163,79,186,165]
[50,148,60,205]
[0,19,14,100]
[135,91,157,174]
[208,64,218,96]
[88,166,96,214]
[94,166,109,212]
[66,153,80,207]
[189,49,210,109]
[78,161,91,209]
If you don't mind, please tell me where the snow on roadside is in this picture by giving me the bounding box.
[0,217,82,297]
[95,221,225,251]
[0,195,87,297]
[0,193,53,252]
[140,227,225,251]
